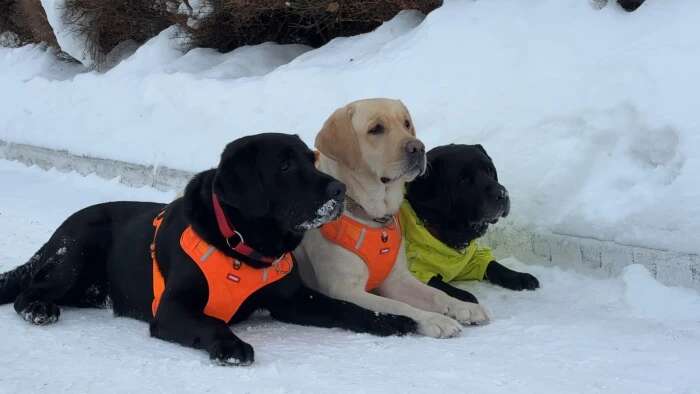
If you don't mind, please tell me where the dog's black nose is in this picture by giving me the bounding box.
[405,139,425,155]
[326,181,346,201]
[488,184,508,200]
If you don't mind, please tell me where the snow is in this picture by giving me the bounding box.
[2,1,698,256]
[622,264,700,321]
[0,32,21,48]
[1,159,700,393]
[40,0,94,66]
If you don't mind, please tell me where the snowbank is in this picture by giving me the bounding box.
[1,0,699,255]
[1,161,699,393]
[622,264,700,321]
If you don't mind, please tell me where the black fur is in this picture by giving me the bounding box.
[406,144,539,295]
[0,133,416,366]
[485,261,539,291]
[427,275,479,304]
[617,0,645,12]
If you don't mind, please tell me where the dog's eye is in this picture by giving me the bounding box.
[368,124,384,135]
[404,119,411,129]
[280,160,290,172]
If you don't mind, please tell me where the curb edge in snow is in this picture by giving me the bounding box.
[1,139,698,291]
[482,226,699,291]
[0,139,192,191]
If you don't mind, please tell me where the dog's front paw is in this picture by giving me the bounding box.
[512,272,540,290]
[208,339,255,366]
[495,272,540,291]
[446,300,490,325]
[20,301,60,325]
[363,313,418,337]
[416,313,462,338]
[486,261,540,291]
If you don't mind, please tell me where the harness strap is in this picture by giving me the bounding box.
[151,209,167,317]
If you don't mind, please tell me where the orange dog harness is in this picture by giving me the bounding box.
[151,213,293,323]
[320,214,401,291]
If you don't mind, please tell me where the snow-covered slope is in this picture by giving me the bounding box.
[1,161,699,393]
[1,0,699,255]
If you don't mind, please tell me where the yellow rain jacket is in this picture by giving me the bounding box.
[399,201,494,283]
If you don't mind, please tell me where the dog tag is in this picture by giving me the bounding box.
[381,231,389,243]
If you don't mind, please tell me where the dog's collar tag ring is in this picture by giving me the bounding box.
[373,215,392,225]
[374,215,395,227]
[346,196,393,225]
[212,192,280,265]
[225,230,245,250]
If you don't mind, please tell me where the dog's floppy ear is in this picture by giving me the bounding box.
[315,105,362,170]
[475,144,493,162]
[214,139,269,217]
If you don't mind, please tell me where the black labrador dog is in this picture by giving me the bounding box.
[404,144,539,304]
[0,133,415,366]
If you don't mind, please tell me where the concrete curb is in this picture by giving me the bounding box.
[0,139,193,191]
[2,138,698,290]
[482,226,699,290]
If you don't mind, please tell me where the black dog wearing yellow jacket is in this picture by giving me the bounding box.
[402,144,539,304]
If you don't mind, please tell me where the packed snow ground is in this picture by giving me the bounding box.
[1,161,699,393]
[1,0,700,256]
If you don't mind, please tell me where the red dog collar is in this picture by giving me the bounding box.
[211,192,281,265]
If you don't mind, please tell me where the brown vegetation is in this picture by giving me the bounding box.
[0,0,59,47]
[62,0,175,64]
[3,0,442,66]
[185,0,442,52]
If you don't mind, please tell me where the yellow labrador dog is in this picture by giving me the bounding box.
[295,99,489,338]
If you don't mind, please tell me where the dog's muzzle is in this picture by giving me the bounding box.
[482,186,510,225]
[406,139,427,174]
[381,154,426,184]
